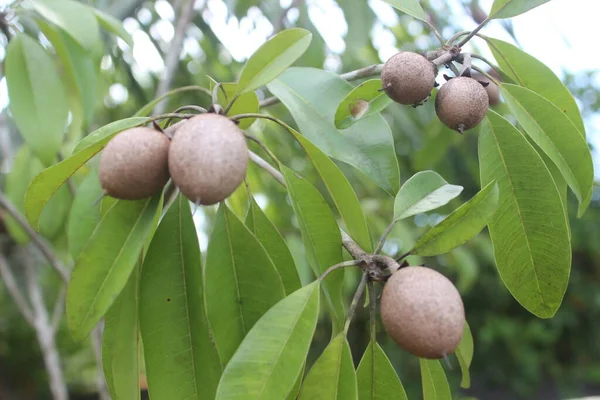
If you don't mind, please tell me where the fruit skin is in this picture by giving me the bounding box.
[380,266,465,359]
[99,127,170,200]
[381,52,437,106]
[168,113,248,205]
[435,76,489,133]
[471,70,500,106]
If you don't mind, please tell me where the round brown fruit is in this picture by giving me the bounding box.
[381,52,437,106]
[435,76,489,133]
[380,266,465,359]
[168,113,248,205]
[99,127,170,200]
[471,70,500,106]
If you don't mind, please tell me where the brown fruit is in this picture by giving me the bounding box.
[435,76,489,133]
[380,266,465,359]
[168,113,248,205]
[99,127,170,200]
[381,52,437,105]
[471,70,500,106]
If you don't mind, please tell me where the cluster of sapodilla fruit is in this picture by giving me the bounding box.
[382,51,499,133]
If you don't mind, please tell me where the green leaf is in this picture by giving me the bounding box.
[298,334,357,400]
[283,124,372,251]
[381,0,428,22]
[29,0,100,48]
[246,197,302,294]
[500,83,593,217]
[281,165,345,332]
[140,195,221,399]
[334,79,393,129]
[215,282,320,400]
[357,341,408,400]
[487,37,585,134]
[336,0,375,49]
[237,28,312,93]
[455,323,474,389]
[489,0,551,19]
[24,117,148,229]
[268,68,400,195]
[5,33,68,165]
[394,171,463,221]
[66,195,161,341]
[92,8,134,47]
[133,86,210,117]
[411,181,499,256]
[419,359,451,400]
[205,204,286,365]
[67,172,103,259]
[478,111,570,318]
[102,262,141,400]
[210,82,259,129]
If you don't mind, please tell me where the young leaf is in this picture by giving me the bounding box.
[356,341,408,400]
[281,165,345,333]
[455,323,474,389]
[268,68,400,195]
[500,83,593,217]
[5,33,68,166]
[140,195,221,400]
[66,195,161,341]
[210,82,259,129]
[92,8,134,47]
[487,37,585,135]
[237,28,312,93]
[204,204,286,365]
[381,0,428,22]
[298,334,358,400]
[24,117,148,229]
[334,79,393,129]
[102,262,141,400]
[29,0,100,49]
[489,0,551,19]
[215,282,320,400]
[420,359,451,400]
[479,111,570,318]
[393,171,463,221]
[411,181,499,256]
[67,172,103,259]
[246,198,302,294]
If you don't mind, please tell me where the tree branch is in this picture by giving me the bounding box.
[0,253,34,326]
[50,284,66,334]
[343,271,368,334]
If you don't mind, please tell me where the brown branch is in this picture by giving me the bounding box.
[343,271,368,333]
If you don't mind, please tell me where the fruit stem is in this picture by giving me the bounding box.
[343,271,369,335]
[457,15,492,48]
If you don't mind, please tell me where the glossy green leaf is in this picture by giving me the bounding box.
[500,83,593,217]
[486,37,584,134]
[411,181,499,256]
[215,282,320,400]
[489,0,551,19]
[478,112,570,318]
[298,334,357,400]
[66,195,161,341]
[5,33,68,165]
[24,117,148,229]
[211,82,259,129]
[456,323,474,389]
[140,195,221,399]
[102,262,141,400]
[394,171,463,221]
[92,8,134,47]
[334,79,393,129]
[268,68,400,195]
[246,197,302,294]
[237,28,312,93]
[67,172,103,258]
[420,359,451,400]
[281,165,345,332]
[357,341,408,400]
[283,124,372,251]
[29,0,100,48]
[205,204,286,365]
[381,0,427,22]
[133,86,210,117]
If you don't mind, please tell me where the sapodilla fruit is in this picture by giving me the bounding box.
[99,127,170,200]
[381,52,437,105]
[380,266,465,359]
[168,113,248,205]
[435,76,489,133]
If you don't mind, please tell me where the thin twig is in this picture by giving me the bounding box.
[423,20,445,46]
[249,150,285,186]
[343,272,368,334]
[375,220,398,254]
[0,253,34,326]
[245,134,280,167]
[50,284,66,333]
[457,16,491,48]
[319,260,362,282]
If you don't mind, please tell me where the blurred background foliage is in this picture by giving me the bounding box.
[1,0,599,399]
